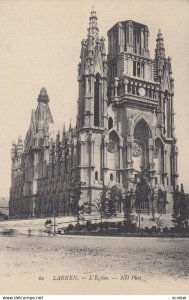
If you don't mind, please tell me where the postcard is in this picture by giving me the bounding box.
[0,0,188,297]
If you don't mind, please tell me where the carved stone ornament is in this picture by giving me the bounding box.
[132,139,142,157]
[107,141,116,153]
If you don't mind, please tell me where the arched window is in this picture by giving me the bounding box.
[108,117,113,130]
[154,138,164,183]
[110,173,113,181]
[81,77,85,127]
[108,130,120,169]
[133,119,152,170]
[109,130,119,143]
[95,171,98,180]
[94,73,101,126]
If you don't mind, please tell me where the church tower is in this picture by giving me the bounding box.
[76,7,108,205]
[106,21,178,225]
[77,6,108,129]
[23,87,54,217]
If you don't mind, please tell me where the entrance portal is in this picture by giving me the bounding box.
[136,180,150,213]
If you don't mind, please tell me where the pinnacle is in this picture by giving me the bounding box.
[56,130,60,142]
[155,28,165,59]
[63,122,65,133]
[40,87,47,96]
[156,29,164,41]
[69,119,72,131]
[18,136,22,143]
[90,5,97,19]
[87,6,99,38]
[38,87,49,103]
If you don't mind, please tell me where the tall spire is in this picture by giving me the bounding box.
[77,7,107,130]
[155,29,165,60]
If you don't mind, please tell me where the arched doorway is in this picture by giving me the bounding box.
[110,185,121,213]
[136,179,150,213]
[133,119,152,171]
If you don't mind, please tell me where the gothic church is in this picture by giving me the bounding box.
[9,8,178,227]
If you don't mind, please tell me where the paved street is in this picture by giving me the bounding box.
[0,228,188,294]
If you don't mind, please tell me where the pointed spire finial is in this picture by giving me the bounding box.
[62,123,66,145]
[91,5,97,18]
[87,6,99,40]
[69,119,72,132]
[155,28,165,60]
[18,136,22,143]
[37,87,49,103]
[63,122,65,134]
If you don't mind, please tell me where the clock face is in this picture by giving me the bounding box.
[138,87,146,97]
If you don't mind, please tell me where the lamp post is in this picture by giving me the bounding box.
[52,193,57,236]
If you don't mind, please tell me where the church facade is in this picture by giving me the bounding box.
[9,8,178,227]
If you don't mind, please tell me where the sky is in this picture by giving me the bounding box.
[0,0,189,197]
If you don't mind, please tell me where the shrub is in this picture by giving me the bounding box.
[91,223,98,231]
[86,220,92,231]
[162,227,169,233]
[75,224,86,231]
[109,222,117,228]
[144,227,150,233]
[150,226,158,233]
[66,224,75,231]
[117,221,123,230]
[103,222,109,230]
[97,221,110,230]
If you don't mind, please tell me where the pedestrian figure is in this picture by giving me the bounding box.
[45,219,53,226]
[28,228,31,237]
[48,229,51,237]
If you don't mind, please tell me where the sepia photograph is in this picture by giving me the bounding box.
[0,0,189,297]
